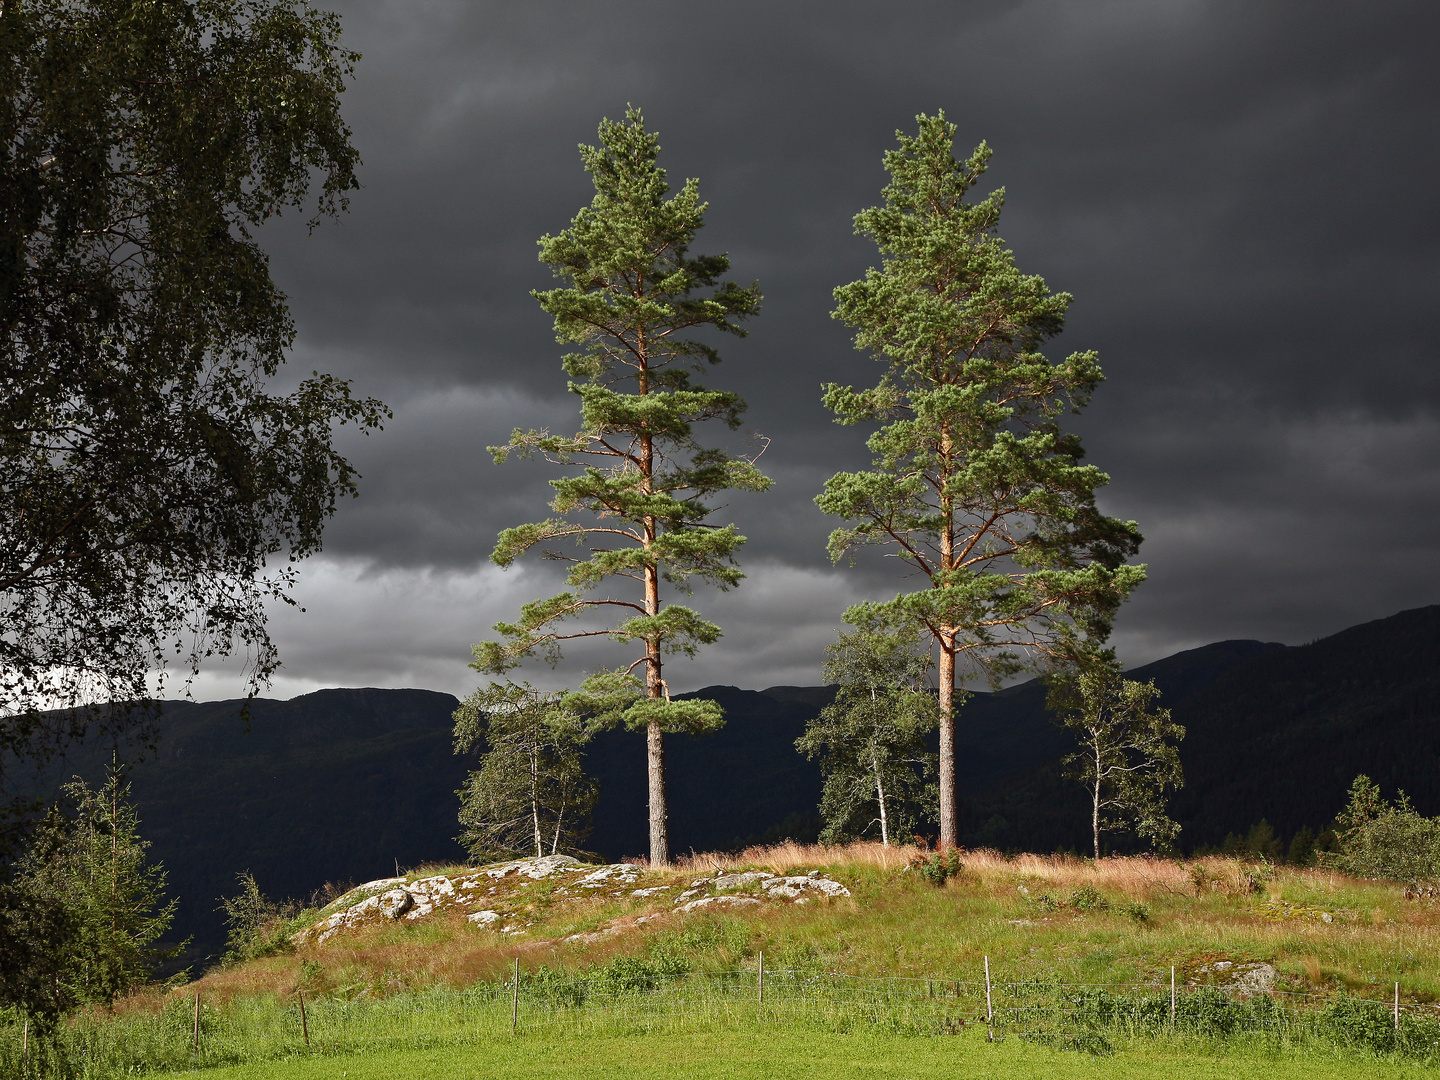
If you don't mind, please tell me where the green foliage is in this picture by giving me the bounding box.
[1287,827,1318,868]
[453,682,597,861]
[1057,659,1184,858]
[219,871,296,965]
[1327,775,1440,892]
[0,0,383,737]
[0,4,384,1006]
[14,767,182,1011]
[0,868,73,1028]
[909,848,965,886]
[1222,820,1284,862]
[796,630,938,845]
[1119,900,1151,923]
[817,111,1144,844]
[1318,995,1440,1057]
[473,106,767,863]
[1067,885,1109,913]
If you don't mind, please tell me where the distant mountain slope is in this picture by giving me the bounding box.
[1167,604,1440,844]
[34,688,471,968]
[967,606,1440,852]
[586,685,834,859]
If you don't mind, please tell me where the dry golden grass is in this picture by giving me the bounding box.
[675,839,914,875]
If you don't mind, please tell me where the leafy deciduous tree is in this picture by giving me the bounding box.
[453,682,597,861]
[0,0,381,1021]
[1058,661,1184,858]
[473,108,768,865]
[796,630,937,846]
[0,0,385,853]
[1328,775,1440,894]
[817,112,1145,847]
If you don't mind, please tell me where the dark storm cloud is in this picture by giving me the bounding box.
[195,0,1440,698]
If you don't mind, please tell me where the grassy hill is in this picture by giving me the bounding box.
[24,843,1440,1078]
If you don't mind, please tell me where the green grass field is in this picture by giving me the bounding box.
[176,1029,1431,1080]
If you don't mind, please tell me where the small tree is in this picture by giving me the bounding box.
[453,682,598,861]
[18,765,181,1006]
[796,630,938,846]
[818,112,1145,849]
[1328,776,1440,893]
[1058,661,1184,858]
[217,871,295,965]
[473,108,768,865]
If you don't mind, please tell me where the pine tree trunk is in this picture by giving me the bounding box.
[647,719,668,866]
[637,344,670,868]
[937,425,958,850]
[938,638,957,848]
[643,548,668,865]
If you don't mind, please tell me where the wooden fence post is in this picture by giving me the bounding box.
[298,990,310,1046]
[193,992,201,1063]
[511,957,520,1035]
[758,951,765,1015]
[984,956,994,1041]
[1395,982,1400,1031]
[1170,966,1176,1026]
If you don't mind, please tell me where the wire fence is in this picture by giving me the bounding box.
[7,959,1440,1075]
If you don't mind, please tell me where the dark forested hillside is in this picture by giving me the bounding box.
[1167,604,1440,844]
[31,604,1440,966]
[966,606,1440,852]
[31,689,473,968]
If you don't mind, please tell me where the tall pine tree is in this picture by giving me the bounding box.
[817,112,1145,847]
[473,108,767,865]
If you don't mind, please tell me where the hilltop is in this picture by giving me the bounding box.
[183,842,1439,1011]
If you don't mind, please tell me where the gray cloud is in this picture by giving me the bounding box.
[202,0,1440,698]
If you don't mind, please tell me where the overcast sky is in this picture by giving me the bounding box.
[189,0,1440,701]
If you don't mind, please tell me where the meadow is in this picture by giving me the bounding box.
[6,843,1438,1077]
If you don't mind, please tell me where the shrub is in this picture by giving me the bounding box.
[1327,775,1440,892]
[1119,900,1150,923]
[218,872,299,965]
[909,848,964,886]
[1067,886,1109,913]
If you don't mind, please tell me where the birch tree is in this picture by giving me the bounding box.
[471,108,768,865]
[817,112,1145,848]
[1059,661,1184,858]
[453,682,597,861]
[796,630,937,845]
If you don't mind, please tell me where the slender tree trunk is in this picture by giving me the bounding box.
[647,719,668,866]
[531,748,542,858]
[874,750,889,846]
[1092,744,1102,860]
[937,637,957,847]
[644,521,668,865]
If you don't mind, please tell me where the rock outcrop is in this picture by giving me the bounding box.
[292,856,851,947]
